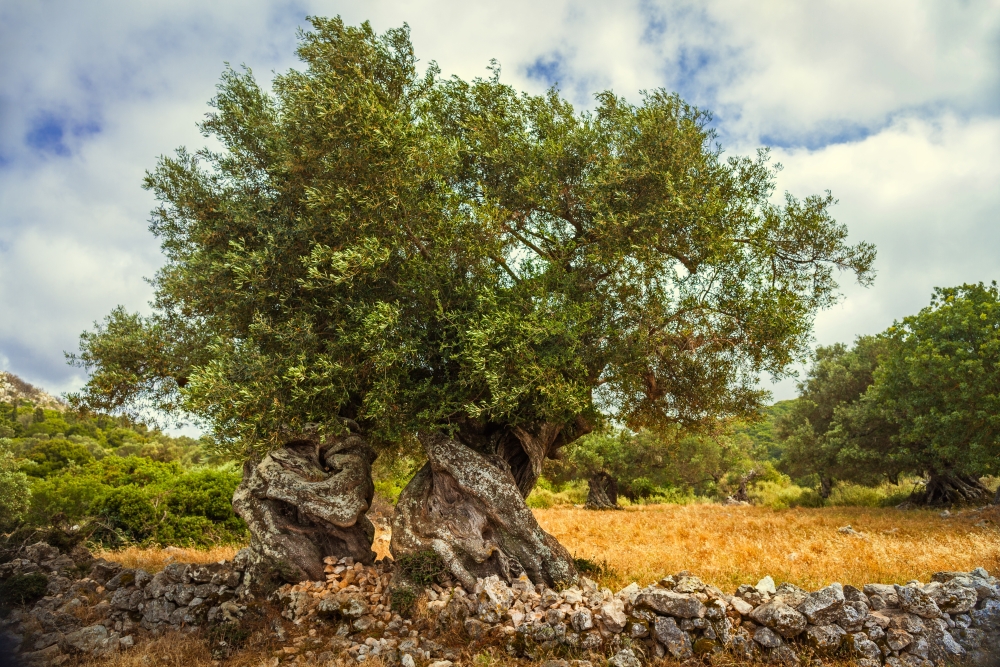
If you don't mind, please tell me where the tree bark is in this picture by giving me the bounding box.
[585,471,619,509]
[390,432,577,590]
[731,468,761,503]
[819,475,834,499]
[232,432,377,590]
[915,472,993,507]
[994,484,1000,506]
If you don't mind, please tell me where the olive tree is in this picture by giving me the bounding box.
[856,284,1000,505]
[70,18,875,586]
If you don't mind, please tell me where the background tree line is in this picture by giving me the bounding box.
[539,282,1000,509]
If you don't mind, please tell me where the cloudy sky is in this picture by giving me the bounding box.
[2,0,1000,405]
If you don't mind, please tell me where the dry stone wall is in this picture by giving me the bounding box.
[1,540,998,667]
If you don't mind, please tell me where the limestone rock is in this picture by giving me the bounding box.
[599,598,627,633]
[635,590,706,618]
[652,616,693,659]
[851,632,882,661]
[750,600,807,638]
[608,648,640,667]
[804,624,846,654]
[895,584,942,618]
[928,579,978,614]
[571,608,593,633]
[729,596,754,616]
[755,576,776,595]
[796,583,844,625]
[753,626,782,648]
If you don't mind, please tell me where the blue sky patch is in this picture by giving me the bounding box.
[525,53,566,88]
[25,112,101,157]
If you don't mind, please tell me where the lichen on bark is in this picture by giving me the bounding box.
[232,431,377,589]
[390,430,577,589]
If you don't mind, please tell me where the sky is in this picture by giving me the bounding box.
[2,0,1000,408]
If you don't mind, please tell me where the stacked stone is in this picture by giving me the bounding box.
[274,556,458,666]
[3,539,1000,667]
[0,542,249,665]
[435,569,999,667]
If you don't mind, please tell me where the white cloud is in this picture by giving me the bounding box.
[1,0,999,407]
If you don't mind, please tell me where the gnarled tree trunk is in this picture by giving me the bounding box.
[730,468,761,503]
[819,475,834,499]
[233,432,377,591]
[585,471,619,509]
[916,472,992,507]
[390,429,578,589]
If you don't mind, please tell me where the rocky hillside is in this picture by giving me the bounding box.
[0,372,65,410]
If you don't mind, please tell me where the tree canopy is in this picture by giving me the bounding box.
[776,336,891,495]
[775,283,1000,505]
[70,17,875,459]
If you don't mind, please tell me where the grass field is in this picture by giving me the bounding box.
[535,503,1000,591]
[97,503,1000,592]
[89,503,1000,667]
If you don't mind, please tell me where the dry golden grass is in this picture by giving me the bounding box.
[90,522,397,573]
[93,545,241,573]
[81,504,999,666]
[535,503,1000,591]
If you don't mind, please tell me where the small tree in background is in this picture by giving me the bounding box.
[777,284,1000,506]
[776,336,892,497]
[69,17,875,587]
[856,283,1000,504]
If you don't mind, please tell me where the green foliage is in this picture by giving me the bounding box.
[68,17,873,462]
[389,585,417,615]
[16,451,246,547]
[572,557,607,577]
[395,550,446,585]
[775,283,1000,499]
[0,440,31,527]
[858,283,1000,480]
[749,480,824,510]
[525,480,588,508]
[775,336,891,494]
[0,573,48,606]
[547,426,761,500]
[21,438,94,477]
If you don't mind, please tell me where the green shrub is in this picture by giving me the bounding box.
[96,485,159,541]
[526,479,587,508]
[750,480,824,509]
[20,455,247,547]
[828,481,914,507]
[0,573,48,606]
[21,438,94,477]
[389,585,417,615]
[0,441,30,528]
[396,550,445,585]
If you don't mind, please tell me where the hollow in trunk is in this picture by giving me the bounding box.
[232,433,377,591]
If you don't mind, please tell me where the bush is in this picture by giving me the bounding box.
[750,480,824,509]
[526,479,587,508]
[0,441,30,527]
[17,455,246,547]
[395,550,445,586]
[827,480,914,507]
[0,573,48,606]
[20,438,94,477]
